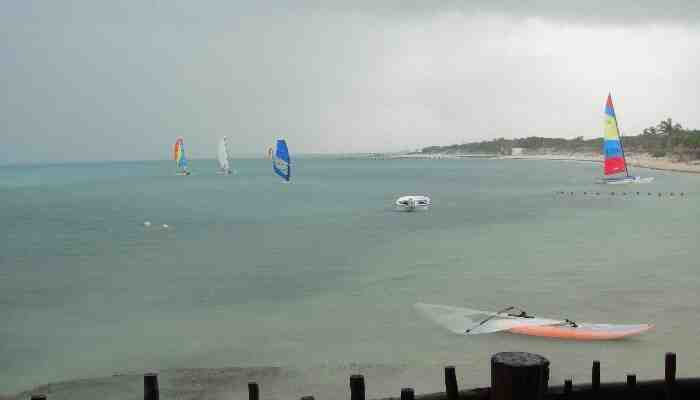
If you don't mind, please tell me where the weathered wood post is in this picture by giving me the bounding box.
[350,374,366,400]
[626,374,636,396]
[592,360,600,393]
[445,366,459,400]
[490,352,549,400]
[563,379,572,397]
[248,382,259,400]
[400,387,415,400]
[665,352,677,400]
[144,373,159,400]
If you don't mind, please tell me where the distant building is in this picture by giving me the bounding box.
[511,147,524,156]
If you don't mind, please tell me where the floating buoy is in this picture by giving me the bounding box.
[162,224,169,229]
[144,221,151,227]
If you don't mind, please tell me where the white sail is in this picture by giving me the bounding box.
[218,137,231,173]
[414,303,563,334]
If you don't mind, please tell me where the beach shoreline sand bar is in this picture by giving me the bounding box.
[372,152,700,174]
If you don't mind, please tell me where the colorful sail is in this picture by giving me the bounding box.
[272,139,291,182]
[173,137,188,172]
[218,136,231,173]
[603,94,627,176]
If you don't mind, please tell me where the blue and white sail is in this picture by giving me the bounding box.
[272,139,291,182]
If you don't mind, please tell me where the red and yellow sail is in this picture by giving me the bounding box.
[173,137,188,170]
[603,94,626,176]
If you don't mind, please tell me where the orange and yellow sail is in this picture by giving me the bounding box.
[173,137,188,171]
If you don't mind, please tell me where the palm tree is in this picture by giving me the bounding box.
[657,118,683,150]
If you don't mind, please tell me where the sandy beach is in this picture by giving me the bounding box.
[499,153,700,174]
[382,152,700,174]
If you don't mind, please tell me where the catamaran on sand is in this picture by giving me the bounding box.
[415,303,652,341]
[599,93,653,184]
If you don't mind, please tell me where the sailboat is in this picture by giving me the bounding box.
[173,137,190,176]
[599,94,653,184]
[415,303,652,341]
[217,136,232,175]
[272,139,291,182]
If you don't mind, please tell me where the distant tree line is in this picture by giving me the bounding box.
[421,118,700,161]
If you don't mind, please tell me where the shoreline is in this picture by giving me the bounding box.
[371,153,700,174]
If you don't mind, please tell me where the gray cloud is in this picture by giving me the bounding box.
[307,1,700,25]
[2,1,699,163]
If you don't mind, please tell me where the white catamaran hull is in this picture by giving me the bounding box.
[599,176,654,185]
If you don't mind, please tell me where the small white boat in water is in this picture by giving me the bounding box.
[395,195,431,211]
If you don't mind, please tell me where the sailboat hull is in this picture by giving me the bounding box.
[599,176,654,185]
[508,323,652,340]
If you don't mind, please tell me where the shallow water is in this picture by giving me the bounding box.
[1,158,699,397]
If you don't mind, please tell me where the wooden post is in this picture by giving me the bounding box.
[665,352,677,400]
[144,373,159,400]
[248,382,259,400]
[400,388,415,400]
[564,379,572,396]
[592,360,600,392]
[350,374,365,400]
[626,374,636,394]
[445,366,459,400]
[490,352,549,400]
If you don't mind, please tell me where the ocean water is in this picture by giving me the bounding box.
[1,158,699,398]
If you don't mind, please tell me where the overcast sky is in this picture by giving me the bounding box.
[2,1,699,163]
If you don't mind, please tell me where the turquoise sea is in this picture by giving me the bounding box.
[1,158,699,398]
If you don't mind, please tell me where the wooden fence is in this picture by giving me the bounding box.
[26,351,699,400]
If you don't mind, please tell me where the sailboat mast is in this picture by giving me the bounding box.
[610,93,631,177]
